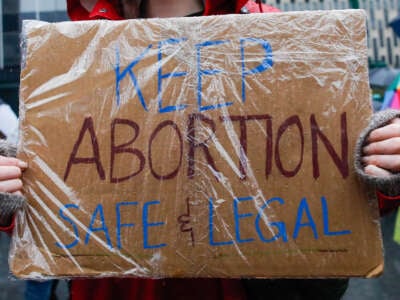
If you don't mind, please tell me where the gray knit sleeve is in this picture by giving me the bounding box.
[0,139,16,157]
[0,193,26,227]
[0,139,26,227]
[354,109,400,196]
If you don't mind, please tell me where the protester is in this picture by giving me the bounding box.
[1,1,400,299]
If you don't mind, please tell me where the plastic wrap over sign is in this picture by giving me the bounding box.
[11,10,382,279]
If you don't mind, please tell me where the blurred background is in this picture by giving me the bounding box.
[1,0,400,299]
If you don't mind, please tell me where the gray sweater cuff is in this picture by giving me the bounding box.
[0,139,16,157]
[354,109,400,196]
[0,192,26,227]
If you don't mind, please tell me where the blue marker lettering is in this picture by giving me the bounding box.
[321,196,351,236]
[293,197,318,239]
[196,40,233,111]
[142,200,166,249]
[255,197,288,243]
[116,201,138,249]
[84,204,113,249]
[158,38,188,113]
[240,38,273,102]
[233,196,255,243]
[115,45,152,109]
[208,197,234,246]
[55,204,80,249]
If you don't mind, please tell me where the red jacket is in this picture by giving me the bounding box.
[65,1,278,300]
[66,0,280,21]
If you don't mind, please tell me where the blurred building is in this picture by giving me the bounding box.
[361,0,400,67]
[0,0,67,113]
[267,0,400,68]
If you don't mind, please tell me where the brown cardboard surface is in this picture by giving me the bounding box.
[11,10,383,279]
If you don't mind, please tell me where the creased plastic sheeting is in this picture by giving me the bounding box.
[11,10,383,279]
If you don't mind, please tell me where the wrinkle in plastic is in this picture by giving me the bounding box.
[11,10,383,279]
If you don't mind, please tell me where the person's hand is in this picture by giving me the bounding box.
[0,155,27,227]
[0,155,27,195]
[362,118,400,177]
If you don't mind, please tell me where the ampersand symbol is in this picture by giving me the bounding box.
[177,197,195,247]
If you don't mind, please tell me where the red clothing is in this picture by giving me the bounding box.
[66,0,280,21]
[72,278,247,300]
[64,1,279,300]
[1,216,14,235]
[377,190,400,215]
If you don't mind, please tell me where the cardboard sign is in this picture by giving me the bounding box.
[11,10,383,279]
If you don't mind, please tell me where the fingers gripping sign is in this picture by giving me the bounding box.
[366,118,400,143]
[0,155,28,169]
[0,155,28,226]
[363,118,400,176]
[0,155,27,193]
